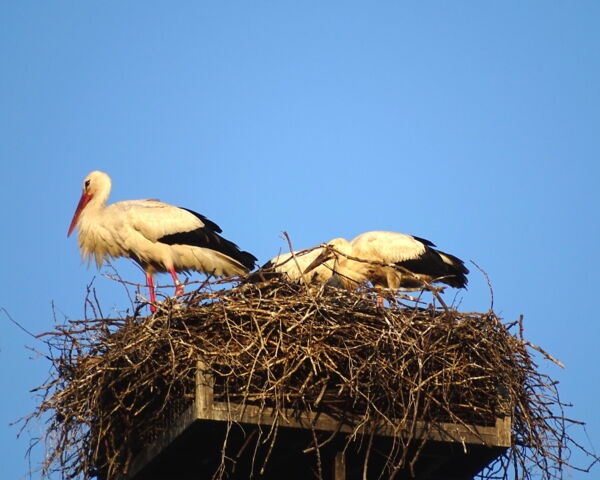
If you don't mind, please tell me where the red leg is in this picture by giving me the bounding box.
[146,273,156,313]
[169,267,184,297]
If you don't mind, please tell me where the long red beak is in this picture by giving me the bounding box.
[68,192,93,237]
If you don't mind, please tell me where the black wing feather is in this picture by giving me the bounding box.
[411,235,436,248]
[179,207,223,233]
[158,210,257,270]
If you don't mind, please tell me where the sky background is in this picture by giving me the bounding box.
[1,1,599,478]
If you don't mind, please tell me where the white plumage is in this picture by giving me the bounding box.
[68,171,257,310]
[304,231,468,292]
[259,247,336,285]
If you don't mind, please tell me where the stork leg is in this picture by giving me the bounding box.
[169,267,184,297]
[146,273,157,313]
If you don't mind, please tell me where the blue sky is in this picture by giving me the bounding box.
[1,2,599,478]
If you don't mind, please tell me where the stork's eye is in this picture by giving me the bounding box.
[85,180,91,188]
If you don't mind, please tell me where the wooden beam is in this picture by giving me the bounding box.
[193,399,510,447]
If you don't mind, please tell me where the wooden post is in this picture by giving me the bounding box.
[196,360,214,412]
[496,416,512,447]
[333,450,346,480]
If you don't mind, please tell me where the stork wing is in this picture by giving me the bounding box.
[350,231,432,264]
[110,200,221,241]
[113,200,256,271]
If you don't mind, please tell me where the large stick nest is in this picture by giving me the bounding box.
[27,277,596,479]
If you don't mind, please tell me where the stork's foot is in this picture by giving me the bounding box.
[142,298,179,314]
[135,292,157,314]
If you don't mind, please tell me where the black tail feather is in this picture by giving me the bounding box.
[396,248,469,288]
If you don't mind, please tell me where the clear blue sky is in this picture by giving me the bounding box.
[2,2,599,478]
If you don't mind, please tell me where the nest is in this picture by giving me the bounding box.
[26,277,597,479]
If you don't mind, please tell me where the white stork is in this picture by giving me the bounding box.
[67,170,257,311]
[304,231,468,295]
[255,247,336,285]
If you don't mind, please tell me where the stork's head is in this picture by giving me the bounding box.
[303,238,351,274]
[67,171,112,237]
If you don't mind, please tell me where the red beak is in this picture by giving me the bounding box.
[68,192,93,237]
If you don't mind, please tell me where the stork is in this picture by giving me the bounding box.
[304,231,468,298]
[254,247,336,285]
[67,171,257,311]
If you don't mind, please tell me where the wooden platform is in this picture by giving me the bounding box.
[125,362,511,480]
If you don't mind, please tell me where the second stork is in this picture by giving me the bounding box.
[304,231,468,294]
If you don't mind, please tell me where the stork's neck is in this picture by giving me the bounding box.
[78,185,111,229]
[85,193,108,215]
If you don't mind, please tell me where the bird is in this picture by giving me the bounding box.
[253,247,337,285]
[303,231,468,296]
[67,170,257,311]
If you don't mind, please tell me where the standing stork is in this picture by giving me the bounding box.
[67,170,257,311]
[304,231,468,296]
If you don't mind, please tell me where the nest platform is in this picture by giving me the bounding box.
[127,358,511,480]
[29,279,592,480]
